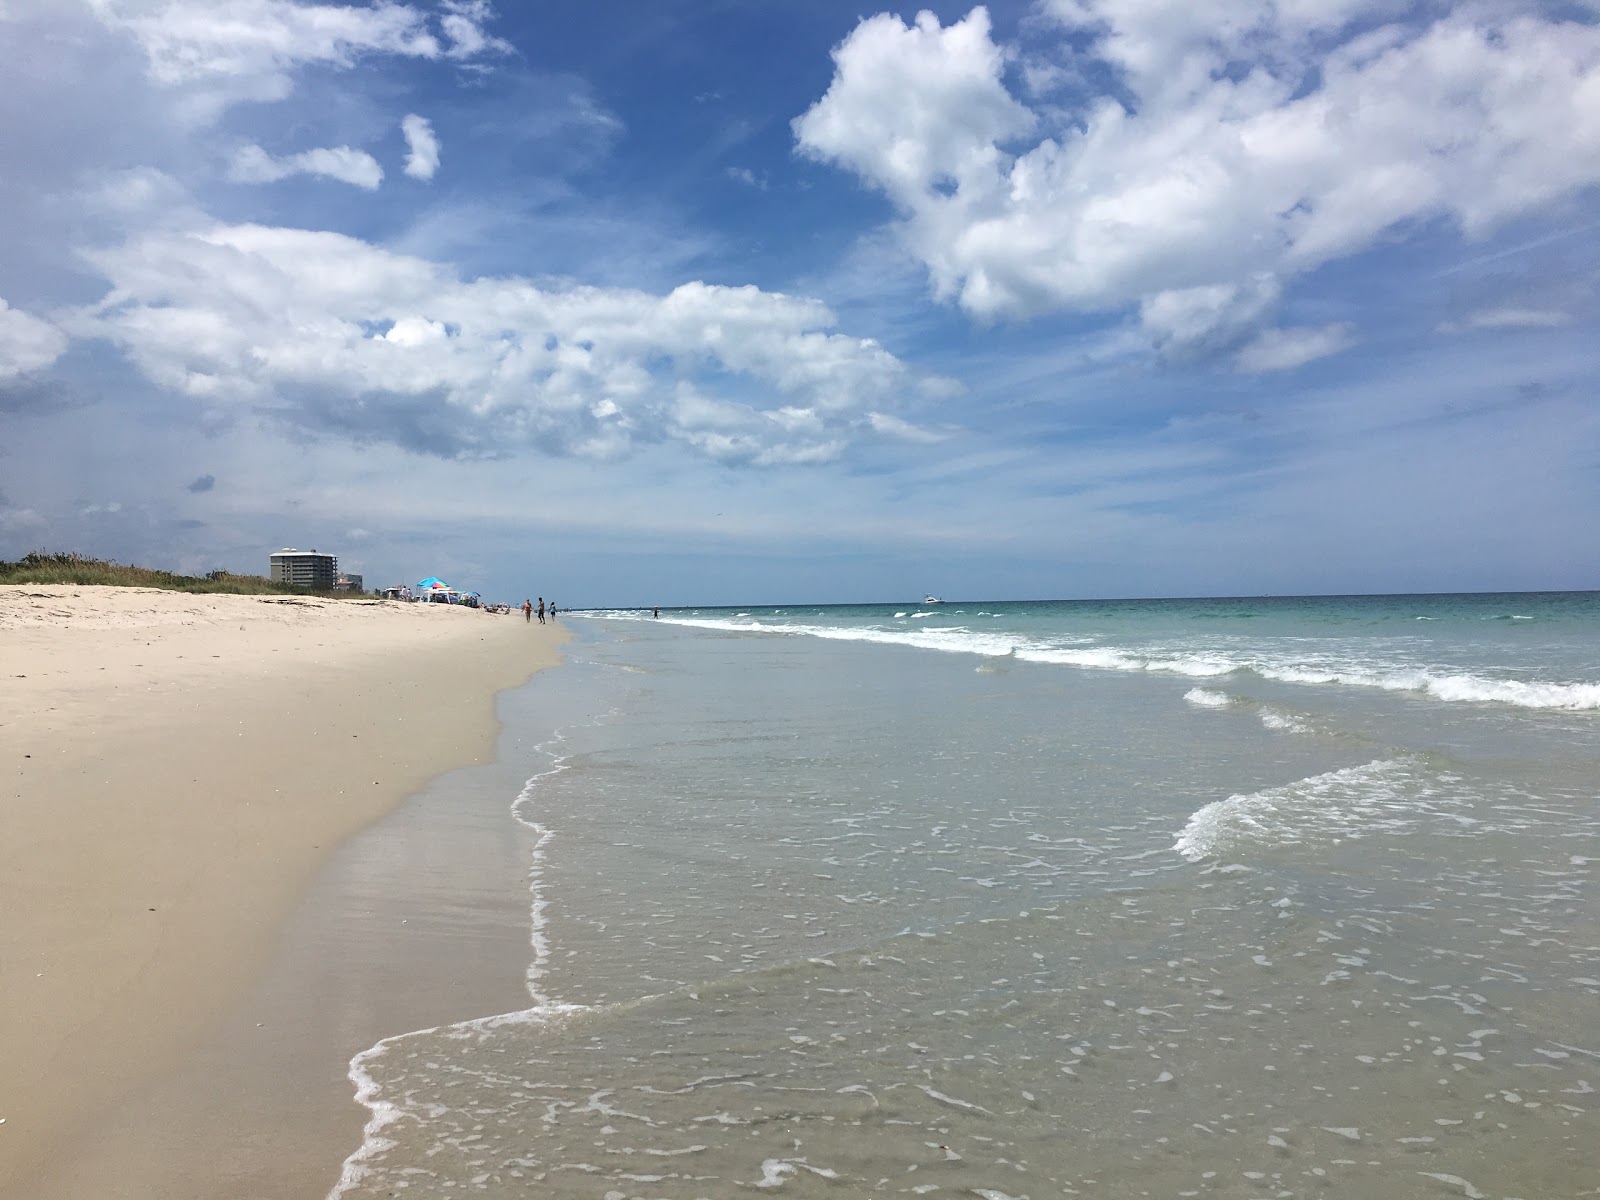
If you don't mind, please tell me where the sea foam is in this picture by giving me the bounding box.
[586,609,1600,710]
[1173,759,1439,861]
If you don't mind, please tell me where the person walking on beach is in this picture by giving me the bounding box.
[523,599,532,623]
[537,598,546,624]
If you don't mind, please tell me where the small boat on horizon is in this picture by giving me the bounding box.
[923,594,945,605]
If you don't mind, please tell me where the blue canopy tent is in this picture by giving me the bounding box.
[416,575,459,602]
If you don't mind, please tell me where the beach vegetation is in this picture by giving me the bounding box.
[0,550,362,596]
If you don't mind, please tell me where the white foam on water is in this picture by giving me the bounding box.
[327,730,588,1200]
[1418,1172,1487,1198]
[1184,687,1231,708]
[755,1160,795,1188]
[1173,759,1451,862]
[1258,707,1311,734]
[327,998,586,1199]
[1026,644,1236,677]
[919,1084,992,1113]
[752,1159,839,1188]
[508,733,577,1008]
[585,610,1600,710]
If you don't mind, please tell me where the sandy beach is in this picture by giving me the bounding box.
[0,586,566,1197]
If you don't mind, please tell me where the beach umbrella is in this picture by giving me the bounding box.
[416,575,446,589]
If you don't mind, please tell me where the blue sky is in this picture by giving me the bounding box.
[1,0,1597,606]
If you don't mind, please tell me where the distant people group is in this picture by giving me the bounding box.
[523,597,558,624]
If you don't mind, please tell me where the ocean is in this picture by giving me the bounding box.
[329,593,1599,1199]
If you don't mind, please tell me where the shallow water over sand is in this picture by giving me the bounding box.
[333,597,1599,1199]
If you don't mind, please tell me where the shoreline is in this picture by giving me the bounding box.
[0,586,567,1196]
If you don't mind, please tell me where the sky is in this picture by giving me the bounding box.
[0,0,1597,607]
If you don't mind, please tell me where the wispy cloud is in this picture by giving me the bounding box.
[867,411,948,443]
[724,166,767,190]
[1437,308,1574,334]
[438,0,513,60]
[87,0,508,118]
[229,143,384,189]
[1235,324,1355,374]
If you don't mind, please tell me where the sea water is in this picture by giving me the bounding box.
[328,594,1599,1199]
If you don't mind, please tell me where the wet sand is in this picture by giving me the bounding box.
[0,586,566,1197]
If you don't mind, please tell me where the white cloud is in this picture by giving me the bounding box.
[0,505,47,533]
[725,166,767,190]
[867,411,949,443]
[1438,307,1574,333]
[87,0,505,118]
[793,9,1033,229]
[1235,323,1354,373]
[401,113,440,181]
[229,142,384,189]
[439,0,511,60]
[1140,277,1280,359]
[795,3,1600,354]
[69,221,944,464]
[0,297,69,380]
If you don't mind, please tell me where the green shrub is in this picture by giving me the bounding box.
[0,550,355,596]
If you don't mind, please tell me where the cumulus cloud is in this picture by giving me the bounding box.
[794,9,1034,227]
[229,143,384,189]
[795,3,1600,356]
[0,297,69,380]
[401,113,441,180]
[70,222,942,464]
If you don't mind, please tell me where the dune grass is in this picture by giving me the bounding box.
[0,551,356,596]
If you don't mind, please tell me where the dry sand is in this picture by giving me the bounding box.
[0,586,566,1196]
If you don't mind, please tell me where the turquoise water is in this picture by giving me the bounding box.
[632,592,1600,710]
[330,593,1600,1199]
